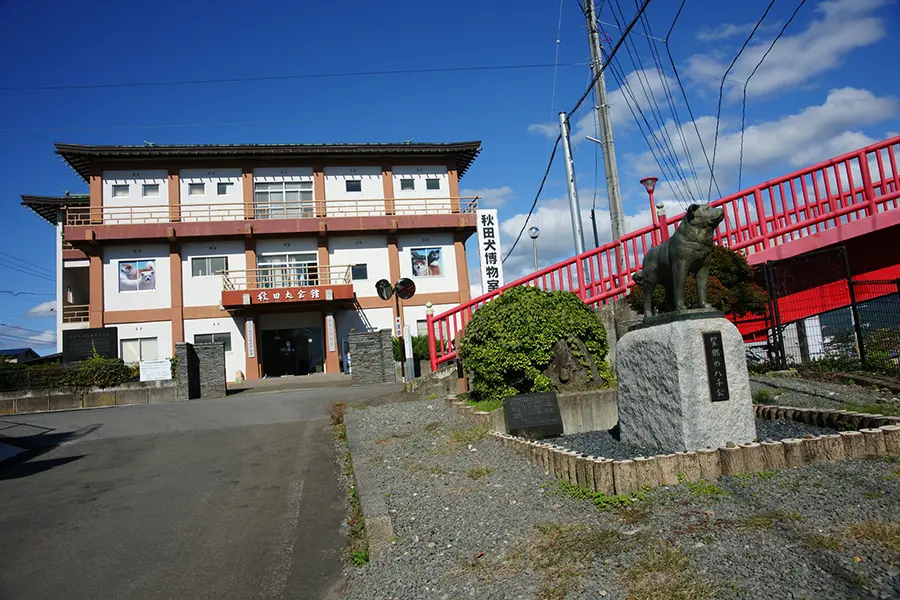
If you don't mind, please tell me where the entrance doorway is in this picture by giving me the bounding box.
[260,327,324,377]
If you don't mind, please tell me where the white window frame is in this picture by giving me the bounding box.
[191,256,229,278]
[425,178,440,191]
[217,182,233,195]
[193,332,232,352]
[257,252,319,288]
[254,180,314,219]
[142,183,160,197]
[121,337,158,363]
[188,183,205,196]
[400,179,415,191]
[112,184,130,198]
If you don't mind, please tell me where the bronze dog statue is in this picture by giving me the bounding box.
[632,203,725,318]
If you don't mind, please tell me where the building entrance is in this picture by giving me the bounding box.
[260,327,324,377]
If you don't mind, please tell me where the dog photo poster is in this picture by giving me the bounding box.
[119,260,156,292]
[410,248,442,277]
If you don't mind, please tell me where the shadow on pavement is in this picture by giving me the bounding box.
[0,424,100,476]
[0,455,85,480]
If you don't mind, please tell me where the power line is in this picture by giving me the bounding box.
[0,323,52,335]
[1,63,583,93]
[0,332,53,344]
[0,252,54,276]
[738,0,809,189]
[664,0,722,200]
[0,260,55,282]
[0,290,54,297]
[707,0,778,201]
[503,136,562,264]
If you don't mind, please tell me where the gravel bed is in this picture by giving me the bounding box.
[546,418,836,458]
[752,375,900,412]
[342,398,900,599]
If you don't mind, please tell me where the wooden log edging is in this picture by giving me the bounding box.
[753,404,900,430]
[488,419,900,497]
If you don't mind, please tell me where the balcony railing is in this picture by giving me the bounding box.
[221,265,353,291]
[65,197,479,226]
[62,304,89,323]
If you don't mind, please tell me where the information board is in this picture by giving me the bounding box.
[503,392,564,438]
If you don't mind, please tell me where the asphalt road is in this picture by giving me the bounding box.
[0,382,402,600]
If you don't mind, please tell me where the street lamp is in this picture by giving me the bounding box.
[528,226,541,271]
[640,176,662,243]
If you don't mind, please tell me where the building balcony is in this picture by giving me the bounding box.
[62,304,90,323]
[220,265,356,310]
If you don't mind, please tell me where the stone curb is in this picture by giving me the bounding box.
[490,404,900,496]
[344,412,394,561]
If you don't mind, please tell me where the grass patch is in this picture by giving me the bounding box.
[374,432,410,444]
[544,479,643,511]
[352,405,369,411]
[330,402,347,425]
[735,510,803,532]
[623,542,720,600]
[333,423,368,566]
[752,388,777,405]
[844,520,900,554]
[407,461,450,475]
[864,490,886,499]
[467,398,504,412]
[877,467,900,481]
[804,532,842,551]
[466,466,492,480]
[686,480,728,498]
[733,470,778,486]
[449,425,491,444]
[844,401,900,417]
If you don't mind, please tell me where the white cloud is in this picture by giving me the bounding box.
[26,300,56,318]
[461,186,514,208]
[696,22,758,42]
[687,0,891,100]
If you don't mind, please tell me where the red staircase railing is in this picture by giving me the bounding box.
[428,135,900,371]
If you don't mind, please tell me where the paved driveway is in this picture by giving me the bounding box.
[0,383,401,600]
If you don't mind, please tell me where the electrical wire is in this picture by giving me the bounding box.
[1,63,583,93]
[0,290,54,297]
[664,0,721,200]
[502,136,561,264]
[0,332,53,344]
[0,252,54,276]
[549,0,566,121]
[0,261,55,282]
[0,323,53,335]
[706,0,778,201]
[738,0,809,190]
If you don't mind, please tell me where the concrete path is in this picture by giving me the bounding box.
[0,382,401,600]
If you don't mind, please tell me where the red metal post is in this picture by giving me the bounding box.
[658,205,669,242]
[858,150,878,217]
[753,189,769,249]
[427,313,438,372]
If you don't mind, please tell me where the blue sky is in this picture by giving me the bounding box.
[0,0,897,355]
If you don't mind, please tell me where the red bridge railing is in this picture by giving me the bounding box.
[428,135,900,371]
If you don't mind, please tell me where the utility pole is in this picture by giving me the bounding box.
[584,0,625,268]
[559,112,586,257]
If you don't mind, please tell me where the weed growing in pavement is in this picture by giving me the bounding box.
[331,424,347,442]
[449,425,490,444]
[352,550,369,566]
[333,423,369,567]
[374,432,410,444]
[844,401,900,417]
[804,532,842,551]
[843,520,900,554]
[466,466,492,480]
[752,388,776,405]
[352,405,369,411]
[623,542,721,600]
[686,480,728,498]
[425,393,440,401]
[734,510,803,532]
[733,470,778,487]
[543,479,642,511]
[330,402,347,425]
[466,397,504,412]
[864,490,887,499]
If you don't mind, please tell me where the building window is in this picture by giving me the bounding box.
[257,252,318,288]
[121,337,158,363]
[217,182,233,195]
[112,184,129,198]
[351,264,368,280]
[426,178,440,190]
[254,181,314,219]
[417,319,428,337]
[191,256,228,277]
[194,332,232,352]
[400,179,415,191]
[345,179,362,193]
[410,247,443,277]
[188,183,205,196]
[142,183,160,197]
[118,260,157,292]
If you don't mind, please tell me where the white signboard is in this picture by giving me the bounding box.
[403,324,414,360]
[395,317,403,338]
[476,209,505,293]
[247,319,256,359]
[140,359,172,382]
[326,313,337,353]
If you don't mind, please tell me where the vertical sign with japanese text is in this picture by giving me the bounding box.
[702,332,729,402]
[326,313,336,353]
[476,209,505,294]
[247,319,256,359]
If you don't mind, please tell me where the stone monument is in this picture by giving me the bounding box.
[616,203,755,452]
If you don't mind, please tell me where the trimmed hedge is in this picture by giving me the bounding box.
[0,354,139,393]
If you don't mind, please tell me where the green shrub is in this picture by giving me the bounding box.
[0,351,137,393]
[752,388,776,405]
[458,286,611,404]
[392,334,432,362]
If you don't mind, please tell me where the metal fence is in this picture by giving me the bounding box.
[747,246,900,372]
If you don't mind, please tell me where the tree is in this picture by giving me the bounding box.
[458,286,611,404]
[626,245,768,317]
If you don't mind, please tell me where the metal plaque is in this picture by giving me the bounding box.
[62,327,118,363]
[503,392,564,438]
[703,331,730,402]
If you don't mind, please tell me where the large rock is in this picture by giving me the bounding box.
[616,316,755,452]
[542,337,605,393]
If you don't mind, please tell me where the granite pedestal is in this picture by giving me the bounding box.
[616,315,755,452]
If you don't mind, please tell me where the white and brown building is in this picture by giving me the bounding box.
[23,141,481,380]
